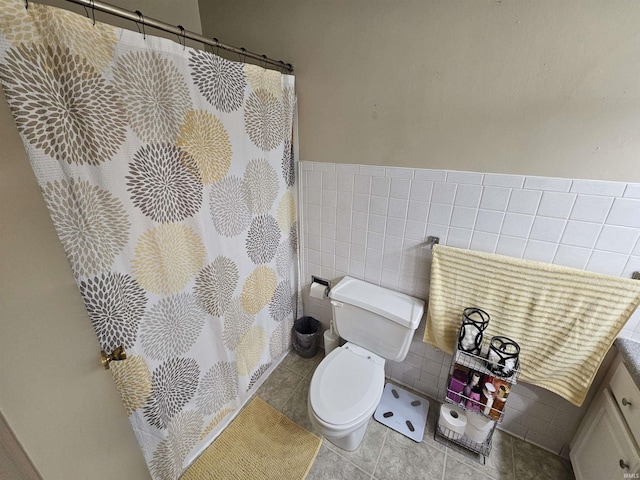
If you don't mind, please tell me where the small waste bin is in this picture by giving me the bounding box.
[293,316,320,358]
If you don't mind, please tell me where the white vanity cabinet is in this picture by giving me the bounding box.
[570,358,640,480]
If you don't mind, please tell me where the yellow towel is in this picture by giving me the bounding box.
[424,244,640,406]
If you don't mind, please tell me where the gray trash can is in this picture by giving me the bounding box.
[293,316,320,358]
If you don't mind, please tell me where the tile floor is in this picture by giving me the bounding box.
[256,349,576,480]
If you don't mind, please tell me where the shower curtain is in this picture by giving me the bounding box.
[0,1,297,478]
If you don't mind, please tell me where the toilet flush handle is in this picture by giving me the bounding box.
[330,300,343,308]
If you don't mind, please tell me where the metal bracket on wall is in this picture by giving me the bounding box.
[633,272,640,280]
[426,236,440,249]
[101,346,127,370]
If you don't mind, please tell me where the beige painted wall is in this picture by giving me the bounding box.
[199,0,640,182]
[0,1,202,479]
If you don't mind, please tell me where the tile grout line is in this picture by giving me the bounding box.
[511,433,517,480]
[324,440,374,479]
[441,449,448,480]
[278,365,307,410]
[370,426,388,480]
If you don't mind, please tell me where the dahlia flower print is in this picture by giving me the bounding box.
[41,179,130,278]
[79,272,146,352]
[144,357,200,430]
[236,326,267,376]
[246,215,281,264]
[222,298,254,350]
[210,176,251,237]
[276,238,295,279]
[242,159,279,215]
[247,363,271,392]
[0,1,41,45]
[38,8,117,72]
[113,51,191,143]
[240,266,277,315]
[194,257,239,317]
[282,86,296,140]
[269,281,294,322]
[140,294,205,361]
[281,139,295,188]
[189,50,247,113]
[199,408,234,441]
[244,89,284,151]
[132,224,205,295]
[109,355,152,416]
[244,64,282,99]
[0,44,127,166]
[150,410,203,480]
[127,144,202,223]
[289,222,299,254]
[176,110,232,184]
[195,362,239,415]
[269,321,290,359]
[276,191,297,233]
[40,3,117,73]
[0,2,117,71]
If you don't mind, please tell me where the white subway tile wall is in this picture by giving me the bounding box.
[300,161,640,456]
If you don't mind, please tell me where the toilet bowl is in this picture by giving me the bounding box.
[308,343,385,451]
[306,276,425,451]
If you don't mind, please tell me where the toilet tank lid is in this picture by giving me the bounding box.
[329,277,425,329]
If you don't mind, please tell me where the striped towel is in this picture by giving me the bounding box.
[424,244,640,406]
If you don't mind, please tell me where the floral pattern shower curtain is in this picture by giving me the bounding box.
[0,1,297,478]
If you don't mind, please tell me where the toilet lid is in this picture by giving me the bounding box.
[310,347,385,426]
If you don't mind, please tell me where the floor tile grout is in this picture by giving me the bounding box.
[279,366,307,410]
[270,351,574,480]
[511,433,517,479]
[370,427,387,479]
[327,442,375,479]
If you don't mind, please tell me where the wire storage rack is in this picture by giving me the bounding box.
[435,337,520,462]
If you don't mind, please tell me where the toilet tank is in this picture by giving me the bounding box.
[328,277,425,362]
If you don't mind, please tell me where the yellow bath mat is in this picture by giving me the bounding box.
[182,397,321,480]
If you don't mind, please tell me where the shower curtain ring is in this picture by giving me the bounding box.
[239,47,247,64]
[261,54,268,69]
[83,0,96,26]
[24,0,28,10]
[91,0,96,25]
[135,10,146,39]
[212,37,220,56]
[177,25,186,50]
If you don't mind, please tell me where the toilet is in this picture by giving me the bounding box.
[307,276,425,451]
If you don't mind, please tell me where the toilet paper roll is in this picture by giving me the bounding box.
[310,282,328,299]
[464,414,495,444]
[439,404,467,438]
[324,329,339,356]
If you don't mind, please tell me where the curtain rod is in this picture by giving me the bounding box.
[36,0,294,73]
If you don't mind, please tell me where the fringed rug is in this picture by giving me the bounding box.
[182,397,322,480]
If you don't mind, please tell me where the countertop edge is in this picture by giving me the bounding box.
[614,338,640,390]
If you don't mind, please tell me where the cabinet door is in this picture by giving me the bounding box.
[570,389,640,480]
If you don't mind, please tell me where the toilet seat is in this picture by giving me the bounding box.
[309,344,385,427]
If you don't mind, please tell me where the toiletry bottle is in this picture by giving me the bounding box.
[467,385,482,411]
[462,371,480,401]
[489,384,510,420]
[491,378,508,396]
[482,382,496,416]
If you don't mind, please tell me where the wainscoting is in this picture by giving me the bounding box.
[299,160,640,456]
